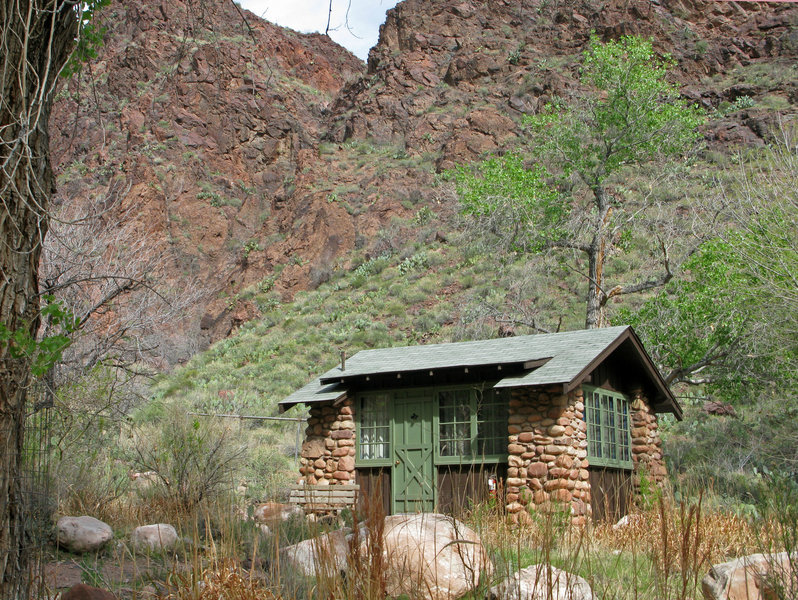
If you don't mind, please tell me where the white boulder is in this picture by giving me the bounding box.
[379,513,493,600]
[281,528,352,577]
[488,564,595,600]
[56,516,113,553]
[130,523,179,553]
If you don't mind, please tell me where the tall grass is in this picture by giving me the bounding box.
[51,476,789,600]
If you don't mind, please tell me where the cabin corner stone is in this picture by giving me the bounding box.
[630,391,667,487]
[299,399,356,484]
[506,386,592,525]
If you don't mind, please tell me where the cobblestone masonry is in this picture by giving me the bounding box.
[296,387,666,511]
[630,390,667,489]
[505,386,591,525]
[298,399,356,484]
[505,385,667,524]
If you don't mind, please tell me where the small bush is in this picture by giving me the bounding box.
[398,251,429,275]
[127,408,247,513]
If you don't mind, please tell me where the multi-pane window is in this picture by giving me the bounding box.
[584,386,632,469]
[476,389,508,456]
[438,387,508,460]
[358,394,390,461]
[439,390,472,457]
[357,386,509,465]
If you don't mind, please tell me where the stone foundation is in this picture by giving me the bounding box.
[505,386,591,525]
[298,399,356,484]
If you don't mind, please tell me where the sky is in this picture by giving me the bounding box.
[238,0,401,60]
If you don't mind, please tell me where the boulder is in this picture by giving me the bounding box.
[56,516,114,553]
[488,564,595,600]
[379,513,492,600]
[702,552,795,600]
[253,501,302,524]
[281,528,352,577]
[253,501,303,535]
[612,515,631,530]
[130,523,179,553]
[60,583,116,600]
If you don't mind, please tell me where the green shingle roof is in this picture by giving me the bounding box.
[279,326,679,416]
[319,325,627,384]
[280,378,346,407]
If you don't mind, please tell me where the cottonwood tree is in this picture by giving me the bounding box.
[0,1,84,596]
[453,35,705,329]
[626,123,797,395]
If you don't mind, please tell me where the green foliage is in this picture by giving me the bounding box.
[718,95,756,116]
[626,131,797,399]
[61,0,112,78]
[663,393,798,511]
[128,408,247,511]
[526,35,705,185]
[620,239,753,394]
[0,296,76,376]
[507,45,523,65]
[242,240,261,257]
[413,206,436,225]
[448,153,563,252]
[397,251,430,275]
[451,35,705,328]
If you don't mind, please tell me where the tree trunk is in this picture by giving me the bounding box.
[585,244,602,329]
[585,187,612,329]
[0,2,77,597]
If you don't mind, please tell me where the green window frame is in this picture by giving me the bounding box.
[438,389,472,457]
[584,385,632,469]
[435,386,508,464]
[356,393,391,466]
[476,388,508,457]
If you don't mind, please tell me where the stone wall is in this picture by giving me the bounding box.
[505,386,591,525]
[298,399,356,484]
[630,390,668,488]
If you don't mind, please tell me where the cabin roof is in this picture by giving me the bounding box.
[279,326,680,418]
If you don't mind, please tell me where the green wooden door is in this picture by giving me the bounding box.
[392,393,435,513]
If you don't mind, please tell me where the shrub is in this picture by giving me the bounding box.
[128,407,246,512]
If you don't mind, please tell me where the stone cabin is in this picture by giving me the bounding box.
[278,326,681,522]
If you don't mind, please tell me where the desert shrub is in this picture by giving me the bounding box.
[663,395,798,510]
[162,560,280,600]
[43,370,132,522]
[127,407,247,513]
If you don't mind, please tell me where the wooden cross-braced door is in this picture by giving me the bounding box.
[392,393,435,513]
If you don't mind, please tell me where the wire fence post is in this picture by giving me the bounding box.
[22,380,54,599]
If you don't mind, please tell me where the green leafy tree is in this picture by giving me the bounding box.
[629,132,798,501]
[621,239,756,390]
[627,125,797,395]
[453,35,705,329]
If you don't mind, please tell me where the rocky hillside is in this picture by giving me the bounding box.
[50,0,797,364]
[331,0,797,162]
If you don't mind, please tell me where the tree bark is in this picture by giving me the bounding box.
[0,2,77,597]
[584,186,612,329]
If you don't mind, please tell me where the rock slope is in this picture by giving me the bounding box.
[50,0,797,360]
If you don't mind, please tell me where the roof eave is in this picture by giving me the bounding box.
[319,361,534,385]
[562,326,681,419]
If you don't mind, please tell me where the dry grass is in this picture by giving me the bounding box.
[45,480,795,600]
[162,560,279,600]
